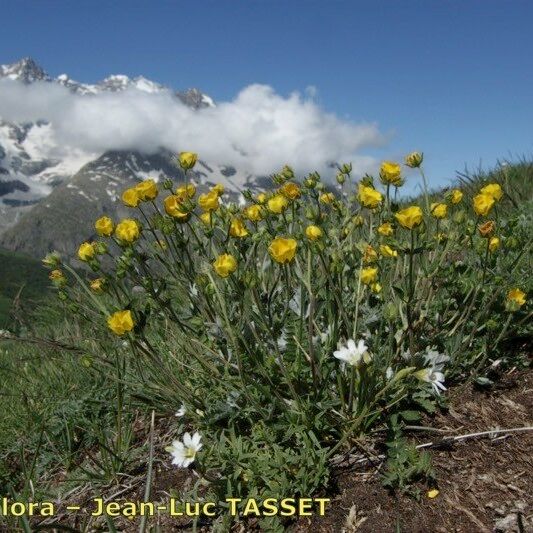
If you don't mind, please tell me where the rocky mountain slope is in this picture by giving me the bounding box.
[0,150,268,259]
[0,58,262,258]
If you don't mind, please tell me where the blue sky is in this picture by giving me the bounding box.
[2,0,532,191]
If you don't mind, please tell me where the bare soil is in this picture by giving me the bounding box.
[294,368,533,533]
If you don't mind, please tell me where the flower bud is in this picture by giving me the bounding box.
[227,203,239,215]
[281,165,295,180]
[340,163,352,174]
[163,179,174,191]
[360,174,374,187]
[465,219,476,235]
[405,152,423,168]
[42,251,61,268]
[336,173,346,185]
[353,215,364,227]
[478,220,495,237]
[93,241,108,255]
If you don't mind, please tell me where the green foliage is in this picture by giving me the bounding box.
[382,413,434,497]
[0,247,49,329]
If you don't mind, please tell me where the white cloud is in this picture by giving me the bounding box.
[0,79,385,177]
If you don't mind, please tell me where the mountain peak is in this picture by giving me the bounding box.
[0,58,216,107]
[0,57,50,83]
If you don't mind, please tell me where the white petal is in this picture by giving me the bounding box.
[191,432,202,447]
[183,432,193,447]
[356,339,368,355]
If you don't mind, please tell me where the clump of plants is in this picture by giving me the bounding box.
[43,150,529,518]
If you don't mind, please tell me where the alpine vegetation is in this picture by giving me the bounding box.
[41,151,530,526]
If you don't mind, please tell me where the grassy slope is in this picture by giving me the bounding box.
[0,247,49,328]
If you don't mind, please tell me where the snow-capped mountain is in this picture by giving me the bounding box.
[0,57,215,104]
[0,58,261,257]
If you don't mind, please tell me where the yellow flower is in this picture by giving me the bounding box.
[319,192,335,204]
[212,184,225,196]
[256,192,267,204]
[404,152,423,168]
[229,218,249,238]
[267,194,289,214]
[49,269,63,280]
[269,237,297,264]
[122,187,140,207]
[198,190,220,212]
[377,222,394,236]
[175,183,196,201]
[380,244,398,258]
[430,202,448,219]
[178,151,198,170]
[370,282,382,294]
[107,310,135,336]
[361,266,378,285]
[134,179,158,201]
[488,236,500,252]
[395,206,423,229]
[213,253,237,278]
[427,489,439,499]
[243,204,263,222]
[305,225,323,240]
[363,245,378,263]
[78,242,96,261]
[200,212,212,225]
[480,183,503,201]
[357,184,383,209]
[507,288,526,307]
[450,189,463,204]
[473,193,495,216]
[380,161,402,186]
[95,216,114,237]
[280,182,301,200]
[115,219,140,243]
[164,195,190,220]
[478,220,495,237]
[90,278,105,293]
[49,269,65,282]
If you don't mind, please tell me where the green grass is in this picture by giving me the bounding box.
[0,248,50,329]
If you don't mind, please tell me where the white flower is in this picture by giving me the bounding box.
[385,366,394,380]
[166,432,202,468]
[333,339,370,367]
[175,404,186,418]
[415,368,446,395]
[423,347,449,368]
